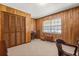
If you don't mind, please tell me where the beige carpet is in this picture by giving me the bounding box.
[8,39,77,56]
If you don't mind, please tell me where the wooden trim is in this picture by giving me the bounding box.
[0,4,30,16]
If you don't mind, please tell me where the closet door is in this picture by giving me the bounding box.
[9,14,16,47]
[23,17,26,43]
[21,32,25,43]
[16,32,21,45]
[9,14,16,32]
[16,15,22,45]
[2,12,10,48]
[9,33,16,47]
[2,12,26,48]
[3,33,9,48]
[21,16,26,44]
[16,15,21,32]
[3,12,9,33]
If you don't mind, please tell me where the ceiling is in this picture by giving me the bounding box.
[2,3,79,19]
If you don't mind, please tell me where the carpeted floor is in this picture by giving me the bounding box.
[8,39,77,56]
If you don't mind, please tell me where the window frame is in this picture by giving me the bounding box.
[42,18,62,34]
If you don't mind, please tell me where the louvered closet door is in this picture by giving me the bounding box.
[3,12,16,48]
[3,12,10,48]
[3,12,9,33]
[23,17,26,43]
[3,33,9,48]
[2,12,26,48]
[16,15,22,45]
[9,14,16,47]
[21,16,26,44]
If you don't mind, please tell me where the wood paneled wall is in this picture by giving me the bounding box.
[31,18,36,32]
[26,15,31,43]
[36,6,79,45]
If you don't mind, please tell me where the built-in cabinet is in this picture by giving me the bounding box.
[0,4,31,56]
[1,12,26,48]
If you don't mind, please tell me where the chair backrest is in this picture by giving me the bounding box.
[56,39,65,56]
[56,39,77,56]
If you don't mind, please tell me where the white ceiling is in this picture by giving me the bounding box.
[2,3,79,19]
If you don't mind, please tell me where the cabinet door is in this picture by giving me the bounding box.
[21,17,25,32]
[23,17,26,43]
[21,17,26,44]
[3,33,9,48]
[2,12,27,48]
[21,32,26,44]
[9,33,16,47]
[16,32,22,45]
[3,13,9,33]
[9,14,16,32]
[16,15,21,32]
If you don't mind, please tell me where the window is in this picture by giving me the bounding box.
[43,20,51,33]
[42,18,62,34]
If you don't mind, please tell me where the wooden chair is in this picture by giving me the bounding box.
[56,39,77,56]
